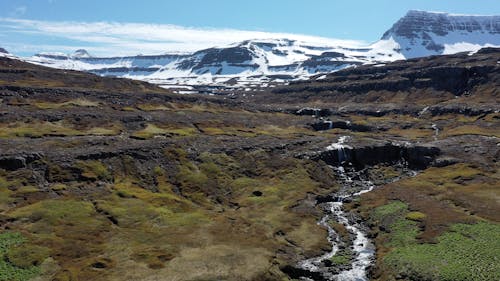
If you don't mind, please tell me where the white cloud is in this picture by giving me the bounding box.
[0,18,366,56]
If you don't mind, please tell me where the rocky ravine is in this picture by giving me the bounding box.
[0,49,499,281]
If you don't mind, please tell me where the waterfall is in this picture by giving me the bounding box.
[326,136,351,164]
[299,136,375,281]
[431,124,439,140]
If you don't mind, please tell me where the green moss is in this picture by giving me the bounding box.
[177,164,209,189]
[372,201,420,247]
[372,201,407,220]
[75,160,112,181]
[97,198,159,228]
[46,162,75,182]
[372,165,401,180]
[330,249,352,266]
[7,244,50,268]
[33,98,99,109]
[0,121,119,138]
[373,201,500,281]
[0,122,79,138]
[398,164,482,190]
[0,232,41,281]
[97,192,207,228]
[384,222,500,281]
[386,218,420,247]
[50,183,66,191]
[136,104,171,111]
[406,211,426,221]
[0,178,14,210]
[132,124,196,139]
[8,199,102,234]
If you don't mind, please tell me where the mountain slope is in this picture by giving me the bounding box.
[382,10,500,58]
[25,39,401,90]
[15,11,500,90]
[0,49,498,281]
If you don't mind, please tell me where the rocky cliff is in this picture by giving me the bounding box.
[382,10,500,58]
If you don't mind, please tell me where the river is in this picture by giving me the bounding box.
[298,137,377,281]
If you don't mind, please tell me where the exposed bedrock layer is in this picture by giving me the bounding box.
[314,143,440,169]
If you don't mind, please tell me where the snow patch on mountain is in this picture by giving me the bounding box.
[23,38,403,89]
[13,11,500,91]
[381,10,500,58]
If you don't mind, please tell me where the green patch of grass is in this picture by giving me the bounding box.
[371,201,421,249]
[330,249,352,266]
[384,222,500,281]
[121,106,137,111]
[379,163,482,196]
[9,199,97,226]
[132,124,196,139]
[406,211,426,221]
[75,160,112,181]
[0,232,42,281]
[0,121,121,138]
[136,104,172,111]
[386,218,420,247]
[50,183,66,191]
[372,201,407,221]
[33,98,99,109]
[7,244,50,268]
[97,192,207,228]
[0,122,81,138]
[442,125,500,138]
[371,165,401,180]
[0,178,14,211]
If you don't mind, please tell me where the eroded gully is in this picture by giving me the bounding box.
[297,136,412,281]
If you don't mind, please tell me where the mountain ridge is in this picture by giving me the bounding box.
[382,10,500,58]
[7,10,500,91]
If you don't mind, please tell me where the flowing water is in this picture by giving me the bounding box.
[299,137,376,281]
[431,124,440,140]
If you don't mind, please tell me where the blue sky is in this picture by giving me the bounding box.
[1,0,499,56]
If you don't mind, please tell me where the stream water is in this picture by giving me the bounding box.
[298,137,376,281]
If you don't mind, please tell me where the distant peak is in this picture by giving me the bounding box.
[383,10,500,40]
[0,47,8,54]
[381,10,500,59]
[72,49,92,58]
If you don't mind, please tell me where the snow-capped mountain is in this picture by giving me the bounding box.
[0,47,8,54]
[17,11,500,91]
[382,10,500,58]
[27,39,402,90]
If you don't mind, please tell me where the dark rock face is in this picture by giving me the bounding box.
[0,157,25,170]
[382,10,500,58]
[301,52,361,73]
[267,48,500,104]
[383,10,500,40]
[177,47,255,71]
[311,120,372,132]
[198,47,254,65]
[73,49,91,58]
[295,108,331,117]
[175,46,259,75]
[0,153,41,171]
[281,265,327,281]
[0,48,8,54]
[315,143,440,169]
[91,67,161,75]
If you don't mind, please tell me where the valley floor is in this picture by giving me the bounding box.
[0,50,499,281]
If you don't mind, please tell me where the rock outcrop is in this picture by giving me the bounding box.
[315,143,440,169]
[382,10,500,58]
